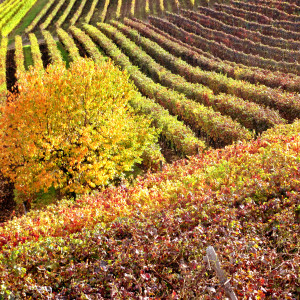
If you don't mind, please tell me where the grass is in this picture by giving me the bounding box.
[56,41,70,67]
[23,45,33,70]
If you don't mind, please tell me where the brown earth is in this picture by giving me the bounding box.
[0,174,16,224]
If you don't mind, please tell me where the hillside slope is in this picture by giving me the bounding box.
[0,121,299,298]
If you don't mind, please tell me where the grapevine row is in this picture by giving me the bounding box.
[176,11,299,63]
[117,20,300,122]
[248,0,300,14]
[25,0,56,33]
[0,1,20,25]
[56,0,77,27]
[215,3,300,38]
[219,2,272,24]
[99,22,284,133]
[40,0,67,30]
[42,30,64,64]
[56,27,81,62]
[29,33,44,70]
[70,0,88,25]
[150,15,300,75]
[159,0,165,12]
[0,0,37,36]
[83,23,252,146]
[0,0,14,16]
[185,8,300,51]
[136,17,216,60]
[69,26,104,64]
[100,0,110,23]
[270,19,300,33]
[231,0,300,22]
[145,0,150,14]
[131,0,136,16]
[0,37,7,102]
[145,15,299,78]
[198,5,300,41]
[70,25,206,156]
[0,1,23,35]
[233,1,300,32]
[221,2,300,33]
[84,0,100,23]
[0,0,16,12]
[116,0,123,18]
[125,18,300,93]
[14,35,25,76]
[115,20,296,122]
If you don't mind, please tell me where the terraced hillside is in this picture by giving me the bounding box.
[0,117,299,298]
[5,0,203,40]
[1,0,300,164]
[0,0,299,298]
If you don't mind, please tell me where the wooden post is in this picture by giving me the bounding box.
[159,160,163,171]
[22,202,27,215]
[204,246,238,300]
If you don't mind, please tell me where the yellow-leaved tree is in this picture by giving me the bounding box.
[0,58,158,197]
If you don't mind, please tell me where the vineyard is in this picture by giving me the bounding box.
[1,0,299,154]
[0,0,299,298]
[1,0,201,40]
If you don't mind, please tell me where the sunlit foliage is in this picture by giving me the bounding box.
[0,58,158,196]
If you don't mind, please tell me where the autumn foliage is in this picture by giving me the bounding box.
[0,58,158,196]
[0,121,299,298]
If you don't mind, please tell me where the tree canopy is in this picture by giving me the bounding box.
[0,58,158,196]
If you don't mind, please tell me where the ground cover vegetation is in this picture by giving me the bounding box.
[0,121,299,298]
[0,0,299,298]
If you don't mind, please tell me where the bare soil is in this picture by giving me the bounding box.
[6,49,17,92]
[40,42,52,68]
[0,175,15,224]
[120,0,132,19]
[72,33,89,58]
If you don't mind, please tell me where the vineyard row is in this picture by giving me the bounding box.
[70,25,205,157]
[83,23,252,146]
[117,19,300,122]
[0,0,37,36]
[215,3,300,34]
[231,0,300,22]
[105,21,286,131]
[125,18,300,93]
[248,0,300,15]
[149,15,300,75]
[175,10,299,63]
[184,8,300,51]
